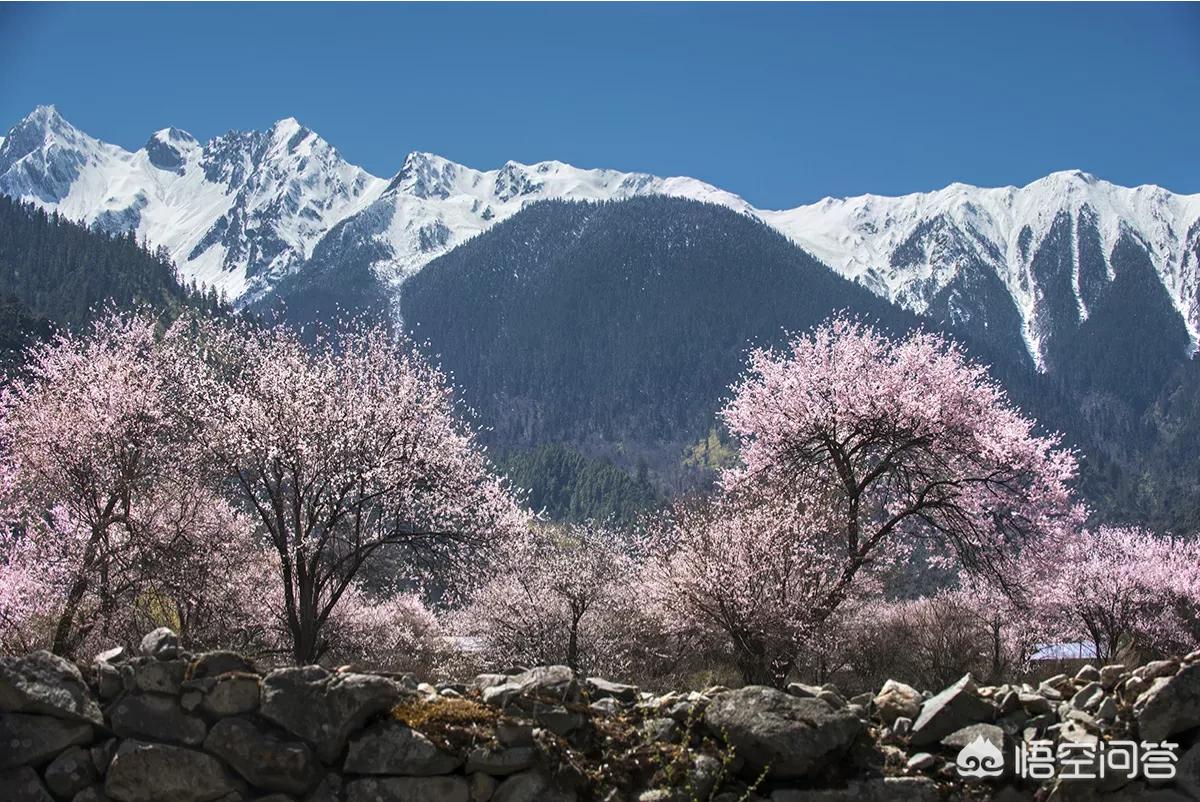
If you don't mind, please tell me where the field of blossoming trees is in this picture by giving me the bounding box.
[2,308,1198,694]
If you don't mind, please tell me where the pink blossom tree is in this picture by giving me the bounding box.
[456,522,634,675]
[641,497,895,686]
[171,318,527,664]
[721,317,1080,624]
[1040,526,1200,661]
[0,314,193,655]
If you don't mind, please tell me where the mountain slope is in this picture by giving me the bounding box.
[763,171,1200,371]
[399,196,920,457]
[0,195,225,328]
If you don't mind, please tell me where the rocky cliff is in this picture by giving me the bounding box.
[3,628,1200,802]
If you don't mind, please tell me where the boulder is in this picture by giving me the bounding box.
[770,777,939,802]
[491,771,576,802]
[188,652,256,680]
[139,628,180,660]
[0,651,103,726]
[909,674,994,746]
[44,745,97,798]
[70,786,110,802]
[469,772,498,802]
[203,717,320,794]
[104,740,240,802]
[344,777,469,802]
[343,720,462,775]
[873,680,922,724]
[1134,663,1200,742]
[199,674,260,717]
[129,658,188,695]
[484,666,580,708]
[259,666,407,764]
[464,746,537,776]
[703,685,861,780]
[940,722,1004,751]
[0,767,55,802]
[0,713,93,770]
[585,677,639,704]
[108,692,207,746]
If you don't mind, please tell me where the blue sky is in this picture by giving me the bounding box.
[1,3,1197,208]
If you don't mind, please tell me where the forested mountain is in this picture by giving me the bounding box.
[400,197,922,468]
[0,195,227,330]
[496,444,660,526]
[400,196,1200,532]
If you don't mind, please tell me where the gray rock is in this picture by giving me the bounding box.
[1070,681,1104,711]
[496,720,535,747]
[188,652,256,680]
[0,651,104,726]
[465,746,537,776]
[70,786,110,802]
[0,767,55,802]
[1134,662,1200,741]
[586,677,638,704]
[305,774,342,802]
[1019,692,1053,715]
[200,674,260,717]
[139,628,180,660]
[589,698,621,716]
[104,740,240,802]
[873,679,922,724]
[108,692,207,746]
[44,745,97,798]
[491,771,576,802]
[259,666,406,764]
[770,777,939,801]
[786,682,822,699]
[704,685,861,780]
[1100,664,1126,690]
[1075,665,1101,683]
[0,713,93,770]
[130,658,188,695]
[909,674,994,746]
[940,722,1004,751]
[95,662,122,702]
[469,772,497,802]
[89,739,116,774]
[531,703,585,736]
[484,666,580,709]
[907,752,936,770]
[343,720,462,775]
[203,717,319,794]
[641,717,679,742]
[344,777,469,802]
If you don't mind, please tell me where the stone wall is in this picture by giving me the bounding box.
[3,627,1200,802]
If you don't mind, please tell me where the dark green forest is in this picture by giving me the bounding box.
[496,444,660,526]
[0,196,227,330]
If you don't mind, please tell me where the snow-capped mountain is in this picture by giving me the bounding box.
[0,106,749,303]
[3,105,1199,371]
[0,106,386,299]
[762,171,1200,368]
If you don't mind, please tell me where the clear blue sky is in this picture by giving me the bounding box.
[1,3,1197,208]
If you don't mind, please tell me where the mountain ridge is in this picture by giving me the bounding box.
[3,105,1199,372]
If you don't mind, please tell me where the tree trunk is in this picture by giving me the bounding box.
[51,526,104,656]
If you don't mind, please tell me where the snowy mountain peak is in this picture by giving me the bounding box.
[2,107,1198,374]
[144,127,199,174]
[763,172,1200,367]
